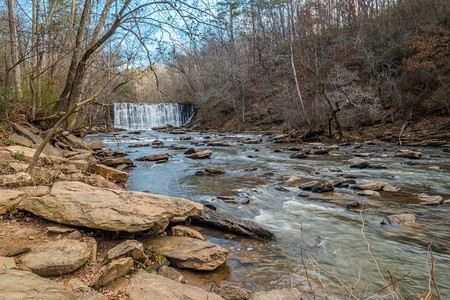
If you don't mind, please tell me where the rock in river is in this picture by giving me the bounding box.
[144,236,229,271]
[18,181,203,233]
[187,150,213,159]
[193,207,274,239]
[136,153,169,162]
[21,239,90,276]
[0,268,79,299]
[348,157,370,169]
[383,214,417,225]
[127,270,224,300]
[396,149,423,159]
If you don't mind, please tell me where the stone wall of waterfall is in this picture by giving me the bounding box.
[113,103,194,130]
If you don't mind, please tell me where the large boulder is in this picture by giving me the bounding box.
[0,190,25,214]
[18,181,203,233]
[144,236,229,271]
[94,164,129,186]
[0,268,79,299]
[193,207,274,239]
[127,270,224,300]
[21,239,90,277]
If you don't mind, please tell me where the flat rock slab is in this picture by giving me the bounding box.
[0,269,78,299]
[0,257,16,269]
[0,190,25,214]
[6,145,47,159]
[187,150,212,159]
[94,164,129,186]
[21,239,90,277]
[144,236,229,271]
[18,181,203,233]
[127,270,224,300]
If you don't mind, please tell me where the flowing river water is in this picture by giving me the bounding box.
[87,130,449,299]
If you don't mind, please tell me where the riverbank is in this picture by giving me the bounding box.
[1,121,449,299]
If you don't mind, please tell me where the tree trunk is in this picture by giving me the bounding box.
[7,0,22,100]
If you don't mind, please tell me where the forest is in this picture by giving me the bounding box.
[0,0,448,139]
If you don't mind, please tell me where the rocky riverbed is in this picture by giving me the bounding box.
[1,122,449,299]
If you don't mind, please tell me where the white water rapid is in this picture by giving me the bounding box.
[113,103,194,130]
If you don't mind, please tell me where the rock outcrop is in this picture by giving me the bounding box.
[18,181,204,233]
[0,190,25,214]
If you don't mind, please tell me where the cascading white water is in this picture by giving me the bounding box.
[113,103,194,130]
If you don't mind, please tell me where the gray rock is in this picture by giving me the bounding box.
[21,239,90,276]
[193,207,274,239]
[290,150,310,159]
[157,265,185,282]
[127,270,224,300]
[18,181,203,233]
[106,240,145,263]
[299,181,321,190]
[97,257,134,287]
[9,134,33,147]
[0,268,78,299]
[144,236,229,271]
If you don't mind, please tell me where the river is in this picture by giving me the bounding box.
[87,129,450,299]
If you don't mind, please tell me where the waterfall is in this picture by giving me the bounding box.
[113,103,194,130]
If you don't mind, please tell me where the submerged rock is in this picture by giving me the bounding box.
[354,182,385,191]
[383,214,417,225]
[18,181,203,233]
[127,270,224,300]
[250,288,302,300]
[290,150,310,159]
[193,207,274,239]
[311,183,334,193]
[144,236,229,271]
[21,239,90,277]
[214,285,253,300]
